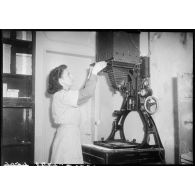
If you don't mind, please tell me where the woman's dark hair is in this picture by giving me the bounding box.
[47,64,67,94]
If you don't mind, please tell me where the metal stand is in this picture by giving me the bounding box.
[94,60,164,152]
[105,97,163,149]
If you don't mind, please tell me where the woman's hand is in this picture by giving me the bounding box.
[92,61,107,75]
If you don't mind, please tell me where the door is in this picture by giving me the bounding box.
[43,50,94,162]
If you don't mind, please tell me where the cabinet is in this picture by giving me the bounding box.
[1,30,35,165]
[177,73,193,164]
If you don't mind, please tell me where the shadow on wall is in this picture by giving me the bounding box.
[45,73,59,163]
[151,32,189,46]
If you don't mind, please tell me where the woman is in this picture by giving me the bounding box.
[47,61,107,164]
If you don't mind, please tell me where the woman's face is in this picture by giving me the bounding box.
[59,69,74,90]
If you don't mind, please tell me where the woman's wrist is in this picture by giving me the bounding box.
[92,68,98,75]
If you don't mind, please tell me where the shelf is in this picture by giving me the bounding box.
[3,73,32,79]
[2,38,32,45]
[3,97,33,108]
[2,138,32,147]
[3,38,33,54]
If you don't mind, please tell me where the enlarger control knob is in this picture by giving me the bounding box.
[143,80,149,87]
[144,96,158,115]
[140,89,147,96]
[139,88,152,97]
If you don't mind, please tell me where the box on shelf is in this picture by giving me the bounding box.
[6,89,20,98]
[3,44,11,73]
[3,83,7,97]
[16,53,32,75]
[2,30,11,39]
[16,31,32,41]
